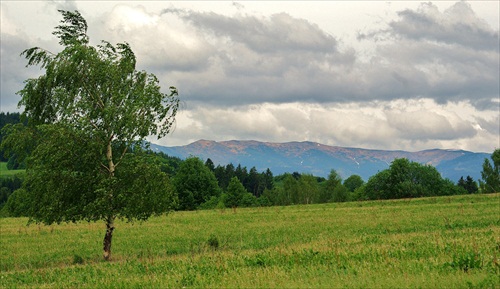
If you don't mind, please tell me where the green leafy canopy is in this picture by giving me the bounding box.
[2,10,180,226]
[19,10,179,140]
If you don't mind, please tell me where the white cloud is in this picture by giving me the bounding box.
[386,110,475,140]
[2,1,498,153]
[156,99,498,153]
[389,2,497,50]
[155,3,497,109]
[94,5,216,73]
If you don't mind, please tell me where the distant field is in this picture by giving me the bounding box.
[0,162,24,178]
[1,194,499,288]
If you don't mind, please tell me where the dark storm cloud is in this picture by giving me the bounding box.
[390,2,498,51]
[158,7,360,106]
[167,9,338,53]
[2,2,497,112]
[357,2,499,109]
[159,3,498,110]
[0,33,39,112]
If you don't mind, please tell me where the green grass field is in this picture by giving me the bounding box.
[1,194,499,288]
[0,162,24,179]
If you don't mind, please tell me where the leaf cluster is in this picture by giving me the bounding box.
[479,149,500,193]
[364,158,460,200]
[3,10,180,225]
[18,10,179,143]
[10,125,176,224]
[172,157,220,210]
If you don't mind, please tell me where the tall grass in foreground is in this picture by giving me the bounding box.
[1,194,499,288]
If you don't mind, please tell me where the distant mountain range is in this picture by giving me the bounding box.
[151,140,491,182]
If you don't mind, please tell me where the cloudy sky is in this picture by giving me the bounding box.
[1,1,499,153]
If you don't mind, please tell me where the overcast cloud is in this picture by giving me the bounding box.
[1,1,498,153]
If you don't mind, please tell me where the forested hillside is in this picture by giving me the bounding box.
[0,112,24,166]
[1,112,498,215]
[2,148,496,215]
[152,140,490,182]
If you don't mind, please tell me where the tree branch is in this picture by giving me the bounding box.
[114,146,128,169]
[100,162,110,173]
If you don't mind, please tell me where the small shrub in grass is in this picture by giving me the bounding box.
[207,234,219,250]
[450,251,483,272]
[72,254,84,265]
[180,266,197,287]
[199,196,219,210]
[244,252,272,267]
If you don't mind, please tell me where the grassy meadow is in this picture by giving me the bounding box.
[1,193,499,288]
[0,162,24,179]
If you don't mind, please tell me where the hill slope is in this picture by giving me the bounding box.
[151,140,490,181]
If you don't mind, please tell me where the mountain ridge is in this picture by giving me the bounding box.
[151,139,490,182]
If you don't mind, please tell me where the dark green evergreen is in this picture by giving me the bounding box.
[172,157,220,210]
[343,175,364,192]
[319,169,342,203]
[225,176,248,208]
[458,176,479,194]
[479,149,500,193]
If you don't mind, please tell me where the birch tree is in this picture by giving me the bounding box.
[3,10,179,260]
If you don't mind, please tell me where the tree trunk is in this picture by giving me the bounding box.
[106,139,115,176]
[103,216,115,261]
[103,138,116,261]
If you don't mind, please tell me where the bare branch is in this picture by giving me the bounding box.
[100,162,110,173]
[114,146,128,169]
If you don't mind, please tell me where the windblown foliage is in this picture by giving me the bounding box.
[2,10,179,260]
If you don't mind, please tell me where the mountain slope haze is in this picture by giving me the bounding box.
[152,140,490,182]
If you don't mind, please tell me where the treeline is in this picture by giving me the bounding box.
[0,176,23,208]
[2,148,497,214]
[163,155,490,210]
[1,111,498,214]
[0,112,25,168]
